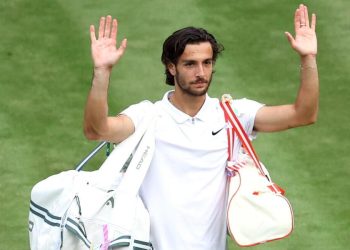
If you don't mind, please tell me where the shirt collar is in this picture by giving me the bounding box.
[161,91,215,124]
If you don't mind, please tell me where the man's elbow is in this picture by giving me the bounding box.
[83,125,101,141]
[298,112,318,127]
[309,113,318,125]
[307,106,319,125]
[306,114,318,126]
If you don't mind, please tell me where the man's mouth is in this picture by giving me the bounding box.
[191,79,208,85]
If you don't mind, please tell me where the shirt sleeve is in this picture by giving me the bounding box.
[231,98,264,140]
[120,100,154,129]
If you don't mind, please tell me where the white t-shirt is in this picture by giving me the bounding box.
[121,91,263,250]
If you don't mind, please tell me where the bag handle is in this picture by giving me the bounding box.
[220,95,267,178]
[65,217,153,250]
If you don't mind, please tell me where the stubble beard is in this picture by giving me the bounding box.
[175,73,213,97]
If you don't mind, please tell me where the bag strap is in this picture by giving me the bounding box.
[117,117,156,195]
[96,102,157,195]
[220,95,266,177]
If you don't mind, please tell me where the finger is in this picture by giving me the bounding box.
[299,4,306,26]
[294,8,300,32]
[118,38,128,55]
[111,19,118,41]
[90,25,96,43]
[105,15,112,38]
[304,5,310,27]
[284,32,295,48]
[98,17,105,39]
[311,13,316,31]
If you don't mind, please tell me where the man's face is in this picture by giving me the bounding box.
[169,42,214,96]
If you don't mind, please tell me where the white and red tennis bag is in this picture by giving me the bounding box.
[221,96,294,247]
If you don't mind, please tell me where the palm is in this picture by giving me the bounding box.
[92,38,120,68]
[90,16,127,69]
[293,28,317,56]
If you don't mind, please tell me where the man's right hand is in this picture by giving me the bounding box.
[90,16,127,71]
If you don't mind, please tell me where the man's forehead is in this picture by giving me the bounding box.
[180,42,213,59]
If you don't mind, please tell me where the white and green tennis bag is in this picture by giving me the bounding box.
[29,107,156,250]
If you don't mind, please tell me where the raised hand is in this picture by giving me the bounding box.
[285,4,317,57]
[90,16,127,70]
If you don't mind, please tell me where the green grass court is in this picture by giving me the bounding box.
[1,0,349,249]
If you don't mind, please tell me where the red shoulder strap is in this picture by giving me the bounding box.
[220,99,265,176]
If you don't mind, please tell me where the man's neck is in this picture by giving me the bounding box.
[169,91,206,117]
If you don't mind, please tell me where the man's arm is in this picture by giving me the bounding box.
[254,4,319,132]
[83,16,134,143]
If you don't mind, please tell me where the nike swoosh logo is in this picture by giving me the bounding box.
[212,127,224,136]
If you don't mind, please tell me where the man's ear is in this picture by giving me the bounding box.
[168,63,176,76]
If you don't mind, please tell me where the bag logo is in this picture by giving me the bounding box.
[136,146,151,169]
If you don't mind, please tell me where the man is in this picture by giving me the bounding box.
[84,4,318,250]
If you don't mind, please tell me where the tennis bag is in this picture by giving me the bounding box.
[29,110,156,250]
[221,97,294,247]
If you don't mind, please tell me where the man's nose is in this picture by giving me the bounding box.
[195,64,205,77]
